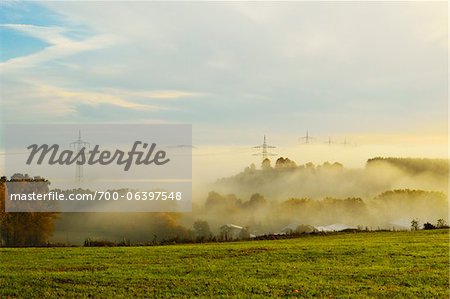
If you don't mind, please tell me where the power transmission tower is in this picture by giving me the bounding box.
[70,130,89,185]
[299,130,315,144]
[326,136,335,145]
[253,135,276,160]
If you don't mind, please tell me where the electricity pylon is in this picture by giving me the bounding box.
[253,135,276,160]
[70,130,89,185]
[299,130,315,144]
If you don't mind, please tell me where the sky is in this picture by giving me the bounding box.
[0,1,448,180]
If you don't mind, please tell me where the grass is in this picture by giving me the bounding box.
[0,230,448,298]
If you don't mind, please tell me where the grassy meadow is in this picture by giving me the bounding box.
[0,230,448,298]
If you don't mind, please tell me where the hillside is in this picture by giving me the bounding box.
[214,157,448,200]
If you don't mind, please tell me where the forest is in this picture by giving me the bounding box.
[0,157,448,246]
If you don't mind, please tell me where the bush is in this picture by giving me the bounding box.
[84,238,116,247]
[423,222,436,230]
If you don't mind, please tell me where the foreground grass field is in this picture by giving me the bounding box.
[0,230,448,298]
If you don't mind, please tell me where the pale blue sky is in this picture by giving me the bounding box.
[0,1,447,146]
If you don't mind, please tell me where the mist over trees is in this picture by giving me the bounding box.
[366,157,448,176]
[1,157,448,246]
[213,157,448,201]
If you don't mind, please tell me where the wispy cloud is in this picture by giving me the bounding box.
[1,24,70,44]
[104,89,207,100]
[1,77,206,122]
[34,84,159,111]
[1,2,447,147]
[0,24,119,72]
[3,81,167,116]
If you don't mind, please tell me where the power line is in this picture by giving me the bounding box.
[70,130,89,186]
[299,130,315,144]
[252,135,276,161]
[325,136,336,145]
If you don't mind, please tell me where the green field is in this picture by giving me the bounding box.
[0,230,448,298]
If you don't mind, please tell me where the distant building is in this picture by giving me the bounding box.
[220,224,253,240]
[315,224,356,232]
[280,223,353,234]
[281,224,317,234]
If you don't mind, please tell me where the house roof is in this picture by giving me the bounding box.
[220,224,244,230]
[315,224,356,232]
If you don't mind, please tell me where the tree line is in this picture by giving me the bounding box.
[0,175,59,246]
